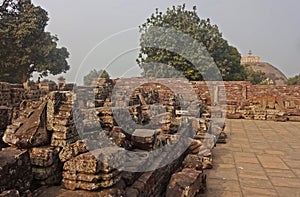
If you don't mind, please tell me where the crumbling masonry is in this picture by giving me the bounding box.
[0,79,299,196]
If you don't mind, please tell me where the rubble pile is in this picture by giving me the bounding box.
[0,78,233,197]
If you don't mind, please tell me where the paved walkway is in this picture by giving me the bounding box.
[201,119,300,197]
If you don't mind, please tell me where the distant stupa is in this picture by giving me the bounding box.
[241,50,287,85]
[241,50,260,64]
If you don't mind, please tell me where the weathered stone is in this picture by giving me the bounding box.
[188,139,202,154]
[202,151,213,169]
[62,170,120,182]
[287,116,300,122]
[120,171,142,186]
[0,190,20,197]
[52,124,76,134]
[166,168,206,197]
[3,101,49,148]
[0,107,12,130]
[226,112,242,119]
[217,131,227,144]
[63,147,125,174]
[33,186,124,197]
[275,115,288,122]
[32,160,62,183]
[126,150,187,197]
[82,120,100,132]
[59,140,88,162]
[125,188,139,197]
[182,154,203,170]
[52,128,78,140]
[51,136,79,147]
[62,176,121,191]
[131,129,158,150]
[29,146,60,167]
[0,148,32,194]
[109,127,126,147]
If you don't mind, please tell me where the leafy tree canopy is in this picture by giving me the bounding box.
[287,74,300,85]
[57,76,66,83]
[243,66,267,85]
[137,4,245,81]
[0,0,70,83]
[83,69,110,86]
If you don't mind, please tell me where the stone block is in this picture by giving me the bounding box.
[62,170,120,182]
[3,101,49,148]
[29,146,60,167]
[32,160,62,183]
[131,129,158,150]
[182,154,203,170]
[166,168,206,197]
[63,147,125,174]
[59,140,88,162]
[62,177,121,191]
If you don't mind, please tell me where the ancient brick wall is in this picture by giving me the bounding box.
[192,81,251,104]
[190,81,299,109]
[251,85,300,105]
[0,82,24,107]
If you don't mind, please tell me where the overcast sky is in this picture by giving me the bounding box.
[32,0,300,83]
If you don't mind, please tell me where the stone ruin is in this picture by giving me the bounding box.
[0,78,226,197]
[1,78,299,196]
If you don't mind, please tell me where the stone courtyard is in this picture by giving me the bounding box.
[201,119,300,197]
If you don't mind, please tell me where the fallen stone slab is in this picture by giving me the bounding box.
[166,168,206,197]
[3,101,49,148]
[131,129,158,150]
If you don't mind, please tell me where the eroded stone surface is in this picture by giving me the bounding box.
[3,101,49,148]
[0,148,32,194]
[166,168,206,197]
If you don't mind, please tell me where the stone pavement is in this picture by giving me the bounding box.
[200,119,300,197]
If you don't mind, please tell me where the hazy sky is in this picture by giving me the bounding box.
[32,0,300,83]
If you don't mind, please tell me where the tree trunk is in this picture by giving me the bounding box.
[22,68,29,90]
[22,71,27,83]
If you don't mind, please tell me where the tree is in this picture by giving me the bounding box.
[243,66,267,85]
[136,4,245,81]
[83,69,110,86]
[0,0,70,83]
[287,74,300,85]
[57,76,66,83]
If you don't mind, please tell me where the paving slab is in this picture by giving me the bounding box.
[201,119,300,197]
